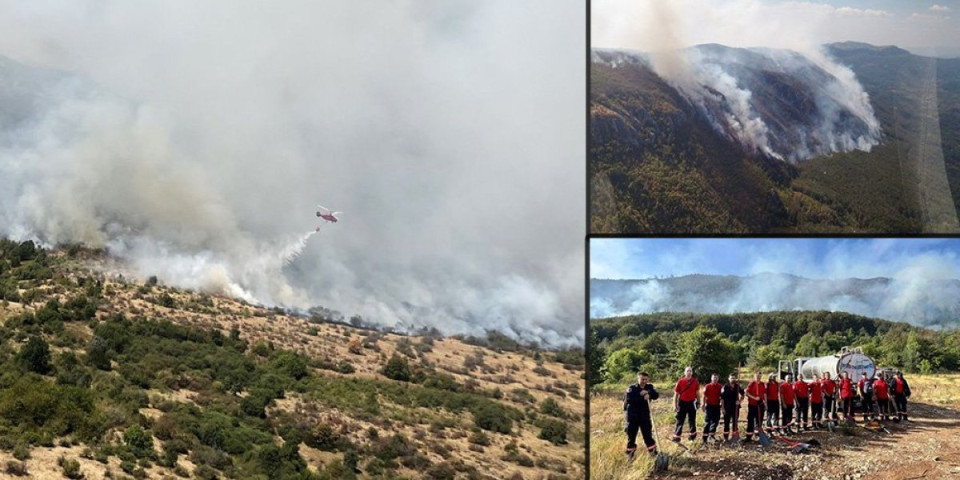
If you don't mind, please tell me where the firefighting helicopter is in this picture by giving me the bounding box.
[315,205,341,231]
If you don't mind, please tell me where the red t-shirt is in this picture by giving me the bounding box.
[894,377,905,394]
[766,381,779,401]
[840,378,854,398]
[704,382,722,406]
[794,380,809,398]
[874,379,889,399]
[822,379,836,396]
[746,381,764,406]
[675,377,700,402]
[810,380,823,403]
[780,382,795,405]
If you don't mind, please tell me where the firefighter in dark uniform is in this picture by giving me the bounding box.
[893,371,911,422]
[624,371,660,459]
[794,375,810,430]
[721,373,744,441]
[858,372,874,421]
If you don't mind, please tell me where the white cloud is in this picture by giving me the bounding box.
[593,0,960,52]
[931,4,951,13]
[835,7,890,17]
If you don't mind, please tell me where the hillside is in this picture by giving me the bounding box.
[590,42,960,233]
[0,239,585,480]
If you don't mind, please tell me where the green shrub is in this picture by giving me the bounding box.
[123,425,154,457]
[4,461,27,476]
[381,355,412,382]
[17,336,51,374]
[540,398,566,418]
[468,430,491,446]
[538,419,568,445]
[270,351,309,380]
[472,403,512,434]
[306,424,340,451]
[425,462,456,480]
[58,455,83,479]
[85,336,111,370]
[12,444,30,461]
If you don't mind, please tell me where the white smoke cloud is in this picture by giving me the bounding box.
[595,0,883,161]
[0,0,585,347]
[591,241,960,328]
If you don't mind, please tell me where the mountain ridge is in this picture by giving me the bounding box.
[591,41,960,233]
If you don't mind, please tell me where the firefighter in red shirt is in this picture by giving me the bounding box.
[810,377,824,429]
[764,373,780,434]
[821,372,838,422]
[702,373,723,443]
[874,374,890,420]
[840,371,855,421]
[673,366,701,442]
[794,376,810,431]
[744,371,765,442]
[893,371,911,422]
[780,374,796,434]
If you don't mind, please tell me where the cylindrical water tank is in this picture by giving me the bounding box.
[798,349,875,381]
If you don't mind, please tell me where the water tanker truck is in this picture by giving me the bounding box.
[779,346,877,382]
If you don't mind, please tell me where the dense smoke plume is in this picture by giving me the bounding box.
[595,0,883,161]
[0,1,585,346]
[591,256,960,329]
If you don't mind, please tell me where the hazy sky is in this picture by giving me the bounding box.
[0,1,585,346]
[591,238,960,280]
[593,0,960,56]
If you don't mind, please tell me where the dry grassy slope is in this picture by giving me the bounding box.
[591,377,960,480]
[1,253,585,479]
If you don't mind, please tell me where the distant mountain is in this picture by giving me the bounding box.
[591,42,960,233]
[590,273,960,329]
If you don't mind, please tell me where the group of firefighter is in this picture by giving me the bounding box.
[623,366,913,458]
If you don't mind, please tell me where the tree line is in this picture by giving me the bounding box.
[590,311,960,386]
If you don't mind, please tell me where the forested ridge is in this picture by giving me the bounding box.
[590,310,960,386]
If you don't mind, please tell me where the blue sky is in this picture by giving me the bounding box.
[590,238,960,280]
[594,0,960,56]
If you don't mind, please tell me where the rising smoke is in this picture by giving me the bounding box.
[599,0,883,162]
[591,254,960,329]
[0,1,585,347]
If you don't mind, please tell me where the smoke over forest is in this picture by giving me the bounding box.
[0,1,585,346]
